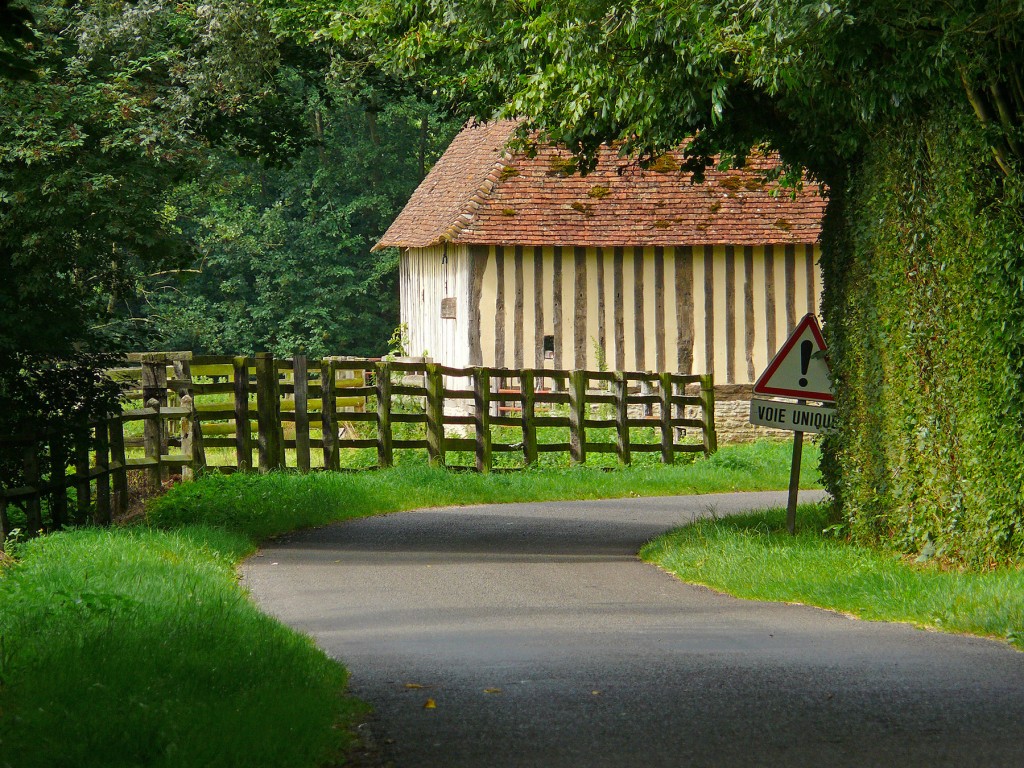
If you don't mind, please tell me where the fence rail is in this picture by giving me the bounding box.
[1,353,716,542]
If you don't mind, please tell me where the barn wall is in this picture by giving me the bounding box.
[399,244,472,366]
[467,243,822,383]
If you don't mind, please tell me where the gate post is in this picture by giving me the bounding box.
[699,374,717,456]
[425,363,446,467]
[375,361,393,469]
[568,370,587,465]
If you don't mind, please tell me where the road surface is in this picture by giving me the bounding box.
[243,491,1024,767]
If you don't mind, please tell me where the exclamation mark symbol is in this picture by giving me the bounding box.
[798,340,812,388]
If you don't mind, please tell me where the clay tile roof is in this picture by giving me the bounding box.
[374,121,520,251]
[375,121,825,251]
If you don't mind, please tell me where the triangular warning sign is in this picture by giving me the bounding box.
[753,314,834,402]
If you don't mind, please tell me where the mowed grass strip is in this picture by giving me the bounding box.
[640,504,1024,650]
[0,527,366,768]
[146,440,822,540]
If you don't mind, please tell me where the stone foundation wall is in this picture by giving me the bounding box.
[698,385,791,444]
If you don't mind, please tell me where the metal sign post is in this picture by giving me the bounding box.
[751,314,836,535]
[785,401,805,535]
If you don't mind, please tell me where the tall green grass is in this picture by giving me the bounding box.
[0,527,365,768]
[146,440,822,540]
[641,504,1024,649]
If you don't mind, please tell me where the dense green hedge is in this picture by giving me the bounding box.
[821,102,1024,566]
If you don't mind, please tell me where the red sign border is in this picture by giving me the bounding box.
[752,313,834,402]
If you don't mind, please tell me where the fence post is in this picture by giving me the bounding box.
[321,358,340,471]
[109,414,129,518]
[425,363,446,467]
[641,379,655,418]
[180,395,206,481]
[232,356,252,471]
[293,354,311,473]
[94,419,111,525]
[22,440,43,534]
[699,374,718,456]
[174,358,205,480]
[614,371,631,466]
[473,367,492,473]
[49,433,67,529]
[375,361,393,469]
[520,370,538,466]
[74,432,91,525]
[141,356,169,483]
[0,496,10,549]
[255,352,283,472]
[659,372,675,465]
[568,369,587,465]
[144,397,162,492]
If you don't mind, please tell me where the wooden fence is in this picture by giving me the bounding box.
[0,353,716,541]
[1,418,128,540]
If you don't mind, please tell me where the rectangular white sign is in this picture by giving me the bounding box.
[749,398,837,434]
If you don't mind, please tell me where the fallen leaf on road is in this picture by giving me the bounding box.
[483,688,502,694]
[423,698,436,709]
[592,691,601,696]
[404,683,426,689]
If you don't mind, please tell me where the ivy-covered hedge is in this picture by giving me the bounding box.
[821,103,1024,567]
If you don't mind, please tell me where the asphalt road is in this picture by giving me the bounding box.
[243,491,1024,767]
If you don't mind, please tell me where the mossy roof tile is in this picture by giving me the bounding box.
[375,121,825,250]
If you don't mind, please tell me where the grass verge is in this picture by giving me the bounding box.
[640,503,1024,650]
[0,526,366,768]
[145,440,822,540]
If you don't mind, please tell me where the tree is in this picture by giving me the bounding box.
[124,21,460,357]
[1,0,458,502]
[334,1,1024,183]
[0,0,33,79]
[0,0,282,475]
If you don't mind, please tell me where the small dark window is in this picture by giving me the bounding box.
[543,335,555,360]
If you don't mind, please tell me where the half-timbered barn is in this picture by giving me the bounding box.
[375,121,826,436]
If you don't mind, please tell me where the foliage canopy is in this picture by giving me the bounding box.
[1,1,455,483]
[336,1,1024,181]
